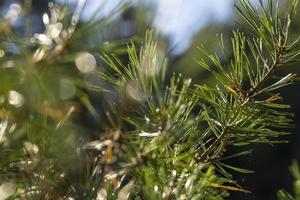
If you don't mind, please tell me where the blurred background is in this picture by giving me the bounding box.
[0,0,299,199]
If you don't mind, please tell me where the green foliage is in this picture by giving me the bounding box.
[194,0,299,163]
[0,0,299,199]
[278,161,300,200]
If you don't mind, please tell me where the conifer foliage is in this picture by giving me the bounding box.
[278,161,300,200]
[0,0,299,199]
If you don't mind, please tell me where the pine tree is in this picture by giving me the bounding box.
[0,0,300,199]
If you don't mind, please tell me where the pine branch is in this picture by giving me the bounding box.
[196,0,299,163]
[278,160,300,200]
[1,0,300,199]
[199,43,285,162]
[246,49,283,97]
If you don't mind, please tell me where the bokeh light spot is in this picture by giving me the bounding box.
[8,90,24,108]
[75,52,96,73]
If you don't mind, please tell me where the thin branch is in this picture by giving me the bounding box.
[198,42,286,163]
[246,52,284,97]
